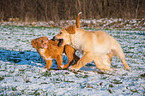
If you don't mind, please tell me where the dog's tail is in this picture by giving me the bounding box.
[76,12,82,28]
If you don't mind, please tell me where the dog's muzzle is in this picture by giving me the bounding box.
[52,36,63,47]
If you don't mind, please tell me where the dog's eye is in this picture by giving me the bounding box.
[60,32,63,34]
[39,40,43,42]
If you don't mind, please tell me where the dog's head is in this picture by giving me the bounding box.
[54,25,76,47]
[31,36,48,50]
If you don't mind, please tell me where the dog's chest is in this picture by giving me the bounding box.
[39,49,53,60]
[71,41,80,50]
[40,49,45,54]
[70,34,84,53]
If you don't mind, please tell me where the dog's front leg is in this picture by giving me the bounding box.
[69,52,94,71]
[55,55,63,69]
[45,60,53,69]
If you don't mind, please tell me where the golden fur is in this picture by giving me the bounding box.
[54,25,131,71]
[31,36,79,69]
[31,12,82,69]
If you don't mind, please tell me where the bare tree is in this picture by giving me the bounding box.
[0,0,144,21]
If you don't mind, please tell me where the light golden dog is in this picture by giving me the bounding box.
[54,23,131,71]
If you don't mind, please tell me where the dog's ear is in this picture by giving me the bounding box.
[31,39,38,49]
[65,25,76,34]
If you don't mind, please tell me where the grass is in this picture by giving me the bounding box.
[0,25,144,95]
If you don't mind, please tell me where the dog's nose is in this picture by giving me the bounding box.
[52,36,55,41]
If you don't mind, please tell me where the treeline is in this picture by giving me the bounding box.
[0,0,144,22]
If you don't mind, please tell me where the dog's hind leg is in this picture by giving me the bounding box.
[112,42,131,70]
[94,55,111,71]
[55,55,63,69]
[61,45,77,69]
[115,49,131,70]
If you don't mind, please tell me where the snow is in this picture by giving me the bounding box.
[1,18,145,30]
[0,25,145,95]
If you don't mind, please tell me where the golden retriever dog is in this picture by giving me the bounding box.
[31,36,79,69]
[54,22,131,71]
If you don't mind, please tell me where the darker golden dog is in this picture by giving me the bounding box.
[31,36,79,69]
[31,12,83,69]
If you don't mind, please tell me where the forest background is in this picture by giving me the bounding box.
[0,0,145,22]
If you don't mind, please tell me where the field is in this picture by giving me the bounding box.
[0,25,145,96]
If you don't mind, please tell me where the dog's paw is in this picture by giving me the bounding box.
[68,66,78,72]
[60,65,64,69]
[125,67,131,71]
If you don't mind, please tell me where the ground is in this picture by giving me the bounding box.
[0,21,145,95]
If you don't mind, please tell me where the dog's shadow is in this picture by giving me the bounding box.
[0,48,98,71]
[0,48,69,69]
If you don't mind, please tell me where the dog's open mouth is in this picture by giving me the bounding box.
[52,37,63,47]
[58,39,63,47]
[42,43,47,48]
